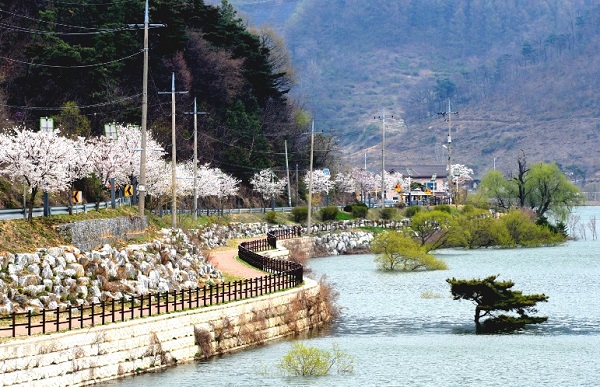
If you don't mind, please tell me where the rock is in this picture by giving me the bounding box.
[67,263,85,278]
[41,265,53,279]
[28,299,44,311]
[43,254,57,268]
[19,274,40,287]
[123,263,137,280]
[64,252,77,264]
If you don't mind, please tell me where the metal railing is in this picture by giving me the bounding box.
[0,229,304,337]
[238,226,303,279]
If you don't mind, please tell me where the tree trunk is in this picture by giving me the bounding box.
[28,187,38,222]
[474,306,481,328]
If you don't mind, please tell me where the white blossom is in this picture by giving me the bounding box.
[250,168,287,201]
[0,127,77,219]
[304,169,334,194]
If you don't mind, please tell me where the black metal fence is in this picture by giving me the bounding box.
[0,228,304,338]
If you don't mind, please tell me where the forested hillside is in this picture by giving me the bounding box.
[235,0,600,184]
[0,0,320,186]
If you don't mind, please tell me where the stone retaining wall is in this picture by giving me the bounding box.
[0,279,328,387]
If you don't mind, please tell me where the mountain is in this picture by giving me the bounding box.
[231,0,600,185]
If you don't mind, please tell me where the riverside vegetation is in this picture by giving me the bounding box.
[0,202,570,336]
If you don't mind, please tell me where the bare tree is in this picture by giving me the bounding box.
[587,216,597,241]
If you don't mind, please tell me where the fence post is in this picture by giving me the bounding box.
[27,310,32,336]
[120,297,125,322]
[56,307,60,332]
[80,305,84,329]
[68,307,72,331]
[42,308,46,334]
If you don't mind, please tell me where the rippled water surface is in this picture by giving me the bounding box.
[106,207,600,387]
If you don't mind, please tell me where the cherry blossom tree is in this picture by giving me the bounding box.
[212,168,240,211]
[304,169,334,205]
[250,168,287,209]
[351,167,379,202]
[0,127,76,221]
[334,170,356,194]
[114,124,166,187]
[450,163,474,203]
[64,136,94,213]
[451,164,474,185]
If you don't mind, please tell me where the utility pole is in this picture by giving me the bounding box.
[129,0,164,217]
[307,120,315,235]
[138,0,149,217]
[285,140,292,207]
[375,110,392,208]
[159,73,188,228]
[437,99,458,203]
[185,98,207,221]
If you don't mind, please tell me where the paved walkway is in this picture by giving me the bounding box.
[209,247,266,279]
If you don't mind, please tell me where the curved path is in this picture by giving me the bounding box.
[209,248,265,278]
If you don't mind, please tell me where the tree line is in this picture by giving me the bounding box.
[0,0,331,186]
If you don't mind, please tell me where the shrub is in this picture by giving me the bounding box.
[404,205,422,218]
[351,204,368,218]
[277,342,354,376]
[291,206,308,223]
[319,206,339,221]
[265,211,278,224]
[380,207,397,220]
[343,204,353,212]
[434,204,452,213]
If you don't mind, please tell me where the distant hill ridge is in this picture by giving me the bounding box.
[234,0,600,184]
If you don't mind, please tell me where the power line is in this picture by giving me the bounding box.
[0,94,142,111]
[0,50,142,68]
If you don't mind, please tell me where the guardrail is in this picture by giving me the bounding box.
[0,229,304,337]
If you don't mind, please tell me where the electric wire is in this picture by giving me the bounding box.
[0,50,142,68]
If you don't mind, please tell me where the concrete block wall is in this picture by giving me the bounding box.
[56,217,148,252]
[0,279,327,387]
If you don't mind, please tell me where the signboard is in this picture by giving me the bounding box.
[40,117,54,133]
[124,184,134,197]
[322,168,330,176]
[394,183,402,192]
[72,190,82,204]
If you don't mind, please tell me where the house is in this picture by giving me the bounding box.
[386,164,450,205]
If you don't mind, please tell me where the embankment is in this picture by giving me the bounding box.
[0,278,330,387]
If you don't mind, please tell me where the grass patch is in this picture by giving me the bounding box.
[357,226,388,234]
[335,211,353,221]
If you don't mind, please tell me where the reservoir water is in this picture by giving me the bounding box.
[105,207,600,386]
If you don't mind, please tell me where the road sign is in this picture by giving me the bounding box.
[124,184,134,197]
[394,183,402,192]
[72,190,82,204]
[323,168,330,176]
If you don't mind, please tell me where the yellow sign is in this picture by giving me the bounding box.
[425,188,432,194]
[395,183,402,192]
[72,190,82,204]
[124,184,134,197]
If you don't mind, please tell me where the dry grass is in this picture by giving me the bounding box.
[0,206,149,254]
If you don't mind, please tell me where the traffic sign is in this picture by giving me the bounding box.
[323,168,330,176]
[124,184,134,197]
[394,183,402,192]
[72,190,82,204]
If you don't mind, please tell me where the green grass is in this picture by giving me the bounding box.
[335,211,353,221]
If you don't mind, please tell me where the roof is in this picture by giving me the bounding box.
[386,164,448,179]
